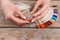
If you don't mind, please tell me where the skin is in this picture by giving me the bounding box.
[1,0,29,25]
[1,0,50,25]
[31,0,50,22]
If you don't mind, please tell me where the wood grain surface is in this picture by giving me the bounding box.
[0,28,60,40]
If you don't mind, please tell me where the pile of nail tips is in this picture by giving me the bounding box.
[15,2,58,28]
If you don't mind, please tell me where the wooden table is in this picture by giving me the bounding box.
[0,1,60,40]
[0,28,60,40]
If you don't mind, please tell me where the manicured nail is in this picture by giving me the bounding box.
[31,20,35,22]
[24,16,26,19]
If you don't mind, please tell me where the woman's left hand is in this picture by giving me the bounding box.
[31,0,50,22]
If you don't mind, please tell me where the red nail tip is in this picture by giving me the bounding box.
[37,20,54,28]
[40,24,46,28]
[44,23,48,26]
[37,24,46,28]
[48,21,52,25]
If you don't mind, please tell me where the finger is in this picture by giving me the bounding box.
[8,15,29,24]
[33,4,49,17]
[31,8,49,22]
[31,1,42,14]
[15,8,26,19]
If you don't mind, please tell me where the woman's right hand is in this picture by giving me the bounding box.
[1,0,29,25]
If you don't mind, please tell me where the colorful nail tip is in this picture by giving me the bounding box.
[52,16,57,20]
[52,15,57,20]
[37,9,58,28]
[52,18,57,20]
[37,24,46,28]
[53,15,57,18]
[54,9,58,13]
[54,13,58,16]
[44,23,48,26]
[40,24,47,28]
[47,21,52,25]
[54,12,58,14]
[40,26,45,28]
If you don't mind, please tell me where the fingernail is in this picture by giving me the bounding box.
[24,16,26,19]
[31,20,35,22]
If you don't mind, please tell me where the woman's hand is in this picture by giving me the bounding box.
[31,0,50,22]
[1,0,29,25]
